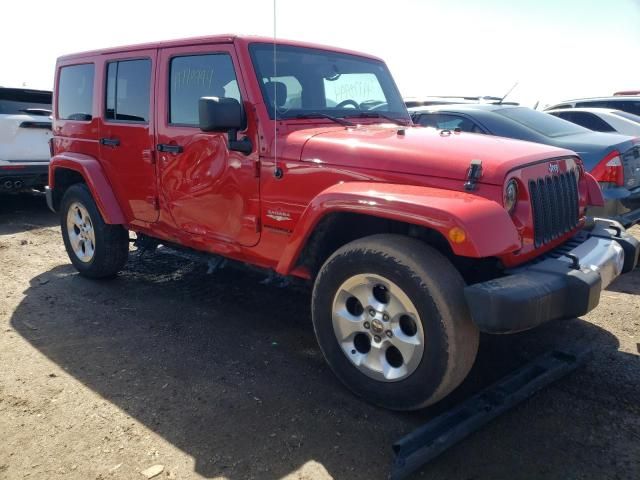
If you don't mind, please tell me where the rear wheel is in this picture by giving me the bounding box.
[60,183,129,278]
[312,234,479,410]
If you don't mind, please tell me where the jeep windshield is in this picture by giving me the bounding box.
[249,43,410,124]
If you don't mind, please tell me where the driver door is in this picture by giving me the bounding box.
[155,45,260,247]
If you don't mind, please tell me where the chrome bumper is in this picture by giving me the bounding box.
[556,219,625,289]
[464,218,639,334]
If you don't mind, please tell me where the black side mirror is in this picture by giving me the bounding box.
[198,97,251,155]
[198,97,244,132]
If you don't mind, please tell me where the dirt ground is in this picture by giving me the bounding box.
[0,192,639,480]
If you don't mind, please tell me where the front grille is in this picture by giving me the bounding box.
[529,169,580,247]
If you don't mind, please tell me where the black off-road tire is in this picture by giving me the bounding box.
[60,183,129,278]
[312,234,479,410]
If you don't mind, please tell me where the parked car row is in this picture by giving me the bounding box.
[409,98,640,227]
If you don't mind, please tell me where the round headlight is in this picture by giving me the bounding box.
[504,179,518,214]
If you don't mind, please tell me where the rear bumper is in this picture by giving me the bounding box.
[0,163,49,190]
[464,218,639,334]
[588,185,640,227]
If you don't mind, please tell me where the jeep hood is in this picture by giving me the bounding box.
[296,125,575,185]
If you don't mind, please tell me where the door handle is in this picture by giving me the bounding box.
[100,138,120,146]
[157,143,183,154]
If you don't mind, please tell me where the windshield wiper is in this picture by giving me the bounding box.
[348,112,410,126]
[295,113,355,126]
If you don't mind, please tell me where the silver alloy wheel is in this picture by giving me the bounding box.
[331,273,425,382]
[66,202,96,263]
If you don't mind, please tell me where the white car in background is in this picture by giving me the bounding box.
[546,107,640,136]
[0,87,52,192]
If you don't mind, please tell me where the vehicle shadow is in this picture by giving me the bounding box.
[0,192,57,234]
[9,251,636,479]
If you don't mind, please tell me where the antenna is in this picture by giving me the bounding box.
[497,82,519,105]
[272,0,283,179]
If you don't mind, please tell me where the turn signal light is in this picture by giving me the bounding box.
[448,227,466,244]
[591,150,624,187]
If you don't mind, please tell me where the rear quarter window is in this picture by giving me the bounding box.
[563,111,615,132]
[0,89,52,115]
[57,64,95,121]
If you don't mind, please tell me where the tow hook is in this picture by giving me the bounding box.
[563,253,581,270]
[607,224,622,238]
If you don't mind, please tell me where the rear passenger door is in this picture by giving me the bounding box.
[99,51,158,223]
[155,45,260,247]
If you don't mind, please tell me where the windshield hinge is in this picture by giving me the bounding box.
[464,159,483,191]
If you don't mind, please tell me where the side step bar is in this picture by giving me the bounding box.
[389,348,592,480]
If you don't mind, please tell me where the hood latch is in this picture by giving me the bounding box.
[464,159,483,191]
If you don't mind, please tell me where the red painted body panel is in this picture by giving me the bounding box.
[276,182,521,274]
[51,35,593,278]
[299,125,576,185]
[49,153,125,224]
[56,35,384,64]
[585,172,605,207]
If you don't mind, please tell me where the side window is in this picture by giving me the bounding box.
[550,111,571,121]
[576,101,607,109]
[568,112,615,132]
[105,59,151,122]
[57,64,94,120]
[169,54,241,126]
[617,101,640,116]
[416,113,438,128]
[419,113,482,133]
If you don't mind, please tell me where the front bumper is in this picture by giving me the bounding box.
[464,218,639,334]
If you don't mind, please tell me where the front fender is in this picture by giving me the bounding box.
[276,182,521,274]
[49,152,125,224]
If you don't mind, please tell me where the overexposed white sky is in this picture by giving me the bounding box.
[1,0,639,107]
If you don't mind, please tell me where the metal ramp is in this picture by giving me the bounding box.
[390,348,591,480]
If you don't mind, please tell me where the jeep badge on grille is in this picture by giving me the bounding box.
[548,163,560,174]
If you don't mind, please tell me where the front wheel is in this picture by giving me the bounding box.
[60,183,129,278]
[312,234,479,410]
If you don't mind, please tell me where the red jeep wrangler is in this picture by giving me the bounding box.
[47,35,639,410]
